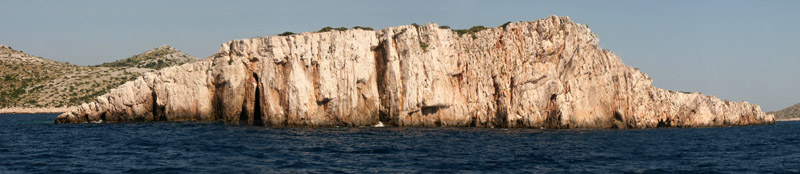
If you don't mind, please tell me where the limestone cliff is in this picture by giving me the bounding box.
[55,16,775,128]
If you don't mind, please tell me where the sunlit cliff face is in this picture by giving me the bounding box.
[56,16,774,128]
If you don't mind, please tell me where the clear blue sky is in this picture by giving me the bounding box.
[2,0,799,111]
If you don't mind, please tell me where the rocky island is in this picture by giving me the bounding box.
[54,16,774,128]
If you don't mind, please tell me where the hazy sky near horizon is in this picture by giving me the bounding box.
[2,0,799,111]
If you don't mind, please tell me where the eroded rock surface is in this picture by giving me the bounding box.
[56,16,775,128]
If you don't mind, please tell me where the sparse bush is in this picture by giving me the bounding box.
[278,32,295,36]
[453,25,488,37]
[352,26,373,31]
[318,26,348,32]
[318,27,333,32]
[438,25,450,29]
[500,21,512,29]
[419,41,429,52]
[3,75,15,81]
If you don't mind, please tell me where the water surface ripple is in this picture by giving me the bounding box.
[1,114,798,173]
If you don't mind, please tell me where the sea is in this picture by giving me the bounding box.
[1,113,798,173]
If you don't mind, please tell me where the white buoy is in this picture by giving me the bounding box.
[374,121,385,127]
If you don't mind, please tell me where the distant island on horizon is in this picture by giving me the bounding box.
[768,103,800,121]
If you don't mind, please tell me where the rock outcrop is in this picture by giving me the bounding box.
[55,16,774,128]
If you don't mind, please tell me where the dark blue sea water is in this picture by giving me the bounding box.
[1,113,799,173]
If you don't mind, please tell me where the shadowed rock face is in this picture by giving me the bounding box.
[55,16,775,128]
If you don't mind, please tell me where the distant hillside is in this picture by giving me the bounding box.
[97,45,197,70]
[0,45,195,108]
[768,103,800,120]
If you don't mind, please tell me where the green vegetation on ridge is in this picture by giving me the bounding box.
[96,45,196,70]
[768,103,800,120]
[0,45,194,108]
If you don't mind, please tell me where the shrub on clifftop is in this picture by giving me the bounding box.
[352,26,373,31]
[318,26,348,32]
[278,32,295,36]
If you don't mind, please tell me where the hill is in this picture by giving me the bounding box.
[0,45,195,111]
[767,103,800,120]
[96,45,196,70]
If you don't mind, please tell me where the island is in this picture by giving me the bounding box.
[54,16,774,128]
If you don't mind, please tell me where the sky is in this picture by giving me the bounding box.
[1,0,799,111]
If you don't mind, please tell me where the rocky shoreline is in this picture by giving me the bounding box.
[55,16,775,128]
[776,117,800,122]
[0,107,74,114]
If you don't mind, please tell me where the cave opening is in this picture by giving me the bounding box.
[657,117,672,128]
[100,112,108,122]
[373,41,394,125]
[610,111,625,129]
[614,111,623,122]
[151,90,165,121]
[544,94,562,128]
[253,73,264,126]
[239,99,248,124]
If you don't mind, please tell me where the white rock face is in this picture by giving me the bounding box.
[56,16,774,128]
